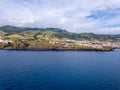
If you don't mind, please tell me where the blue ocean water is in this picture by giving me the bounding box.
[0,50,120,90]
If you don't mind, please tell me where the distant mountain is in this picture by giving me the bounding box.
[0,25,26,33]
[0,25,68,33]
[0,25,120,41]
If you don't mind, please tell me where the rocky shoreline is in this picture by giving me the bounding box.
[0,47,114,51]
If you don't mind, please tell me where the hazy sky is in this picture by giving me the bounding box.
[0,0,120,34]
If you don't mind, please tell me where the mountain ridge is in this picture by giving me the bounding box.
[0,25,120,41]
[0,25,120,35]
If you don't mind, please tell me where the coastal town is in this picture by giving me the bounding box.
[65,40,120,49]
[49,39,120,50]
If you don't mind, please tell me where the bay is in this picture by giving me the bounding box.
[0,50,120,90]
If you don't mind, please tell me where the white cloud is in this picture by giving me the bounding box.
[0,0,120,34]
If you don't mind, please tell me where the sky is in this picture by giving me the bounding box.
[0,0,120,34]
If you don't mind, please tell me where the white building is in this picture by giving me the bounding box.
[0,39,13,44]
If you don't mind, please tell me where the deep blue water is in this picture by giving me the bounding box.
[0,50,120,90]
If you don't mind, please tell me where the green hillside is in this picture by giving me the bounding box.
[0,25,120,51]
[0,25,120,41]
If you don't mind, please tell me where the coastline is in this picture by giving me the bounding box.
[0,47,114,52]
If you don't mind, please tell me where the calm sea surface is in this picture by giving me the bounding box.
[0,50,120,90]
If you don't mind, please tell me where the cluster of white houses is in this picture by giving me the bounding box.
[0,38,13,44]
[65,40,120,48]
